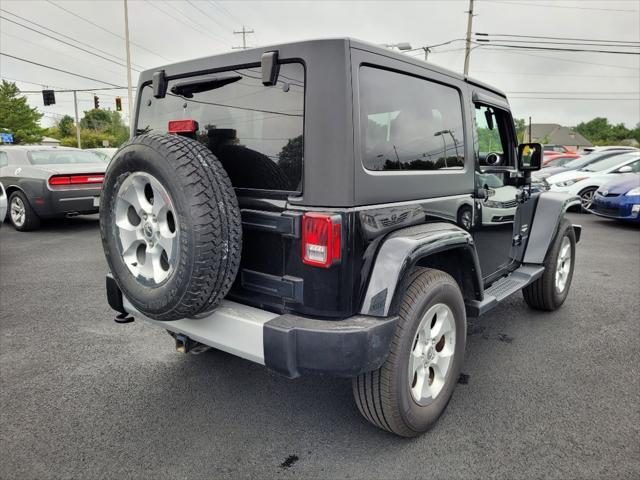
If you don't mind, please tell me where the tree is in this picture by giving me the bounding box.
[575,117,631,145]
[0,80,44,144]
[58,115,75,137]
[514,118,526,143]
[80,108,113,131]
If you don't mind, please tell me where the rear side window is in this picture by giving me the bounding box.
[359,66,465,171]
[136,63,305,192]
[28,150,105,165]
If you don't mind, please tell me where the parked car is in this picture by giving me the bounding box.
[543,145,574,153]
[0,146,106,231]
[589,173,640,222]
[532,149,637,190]
[583,145,638,155]
[100,38,581,437]
[0,182,6,227]
[87,147,118,162]
[547,152,640,210]
[543,152,579,167]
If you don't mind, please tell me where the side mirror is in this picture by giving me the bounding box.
[517,143,543,171]
[617,165,633,173]
[261,51,280,86]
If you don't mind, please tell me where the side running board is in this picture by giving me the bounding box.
[465,265,545,317]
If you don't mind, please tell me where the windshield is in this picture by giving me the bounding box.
[582,153,638,172]
[29,150,106,165]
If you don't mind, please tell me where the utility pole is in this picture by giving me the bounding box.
[124,0,133,126]
[73,90,81,148]
[423,47,431,61]
[528,116,532,142]
[233,25,254,49]
[463,0,475,76]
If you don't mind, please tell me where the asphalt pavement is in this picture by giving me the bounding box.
[0,213,638,479]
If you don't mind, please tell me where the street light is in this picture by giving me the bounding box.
[380,42,413,51]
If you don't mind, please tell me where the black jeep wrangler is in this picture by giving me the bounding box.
[101,38,581,437]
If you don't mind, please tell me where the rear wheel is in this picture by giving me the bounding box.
[352,268,466,437]
[523,218,576,311]
[8,191,40,231]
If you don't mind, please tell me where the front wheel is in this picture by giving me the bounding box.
[352,268,466,437]
[523,218,576,311]
[578,186,597,213]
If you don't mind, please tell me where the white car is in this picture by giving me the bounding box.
[0,182,6,226]
[547,152,640,210]
[583,146,638,155]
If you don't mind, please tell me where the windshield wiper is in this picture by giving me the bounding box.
[170,75,242,98]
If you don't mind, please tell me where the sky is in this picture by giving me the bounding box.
[1,0,639,129]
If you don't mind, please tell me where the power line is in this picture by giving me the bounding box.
[477,46,640,71]
[0,16,141,72]
[0,53,122,87]
[474,41,640,55]
[0,76,66,89]
[144,0,232,47]
[473,70,639,78]
[0,7,148,70]
[480,0,639,13]
[185,0,236,37]
[475,32,640,45]
[45,0,171,62]
[509,97,640,101]
[169,0,233,45]
[507,91,640,94]
[475,38,640,49]
[210,1,243,25]
[18,86,134,94]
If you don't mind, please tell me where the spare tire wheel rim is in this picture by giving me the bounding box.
[408,303,456,406]
[114,172,178,286]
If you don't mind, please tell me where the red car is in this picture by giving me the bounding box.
[543,152,580,167]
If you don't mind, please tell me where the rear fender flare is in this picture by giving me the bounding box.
[359,222,482,317]
[523,191,580,264]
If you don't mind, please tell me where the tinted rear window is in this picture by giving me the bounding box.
[359,66,465,171]
[29,150,106,165]
[136,63,305,192]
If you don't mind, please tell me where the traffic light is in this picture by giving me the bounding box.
[115,97,122,111]
[94,95,100,109]
[42,90,55,106]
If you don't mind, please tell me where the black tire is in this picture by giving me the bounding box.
[8,191,41,231]
[522,217,576,311]
[457,205,473,231]
[352,268,466,437]
[100,133,242,321]
[578,186,597,213]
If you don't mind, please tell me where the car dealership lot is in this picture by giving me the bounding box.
[0,214,638,479]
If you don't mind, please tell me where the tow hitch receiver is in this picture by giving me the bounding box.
[174,334,210,355]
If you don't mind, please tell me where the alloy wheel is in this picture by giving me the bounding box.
[114,172,179,285]
[408,303,456,406]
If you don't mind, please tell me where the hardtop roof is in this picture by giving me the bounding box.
[138,37,506,98]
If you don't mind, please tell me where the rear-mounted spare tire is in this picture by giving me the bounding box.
[100,133,242,321]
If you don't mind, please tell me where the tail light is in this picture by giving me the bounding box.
[301,213,342,268]
[48,174,104,186]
